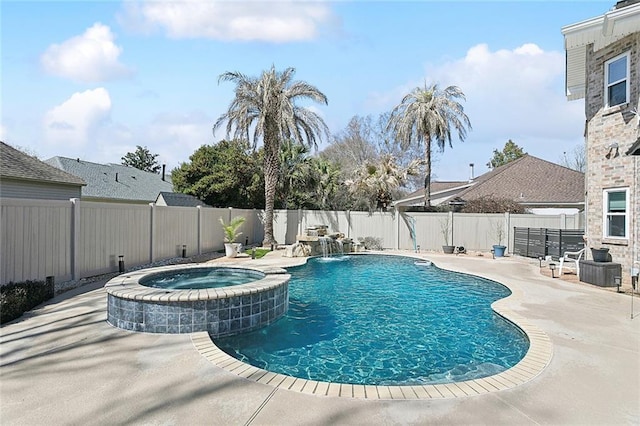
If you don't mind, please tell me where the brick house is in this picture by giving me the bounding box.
[562,0,640,287]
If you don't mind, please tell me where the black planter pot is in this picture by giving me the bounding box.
[590,247,610,262]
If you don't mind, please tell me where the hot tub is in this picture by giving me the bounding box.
[105,264,289,336]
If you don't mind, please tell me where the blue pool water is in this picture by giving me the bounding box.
[215,255,529,385]
[139,267,264,290]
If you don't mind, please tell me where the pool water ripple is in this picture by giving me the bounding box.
[214,254,529,385]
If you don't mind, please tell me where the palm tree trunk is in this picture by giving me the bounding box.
[423,139,432,208]
[262,123,280,246]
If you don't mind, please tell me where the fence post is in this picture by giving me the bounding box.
[504,212,511,252]
[395,208,400,250]
[448,211,455,247]
[149,203,156,263]
[70,198,80,281]
[197,205,202,255]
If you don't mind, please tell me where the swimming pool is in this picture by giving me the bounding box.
[215,254,530,385]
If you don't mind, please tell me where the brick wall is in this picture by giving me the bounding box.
[584,33,639,285]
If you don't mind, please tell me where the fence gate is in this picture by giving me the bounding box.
[513,227,584,259]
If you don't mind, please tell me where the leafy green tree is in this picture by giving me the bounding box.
[386,84,471,208]
[487,139,526,169]
[171,140,264,208]
[214,66,329,245]
[121,145,161,173]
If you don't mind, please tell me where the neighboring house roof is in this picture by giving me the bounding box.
[562,1,640,100]
[0,142,85,187]
[156,192,210,207]
[454,155,584,207]
[45,156,173,203]
[394,181,473,207]
[394,155,585,209]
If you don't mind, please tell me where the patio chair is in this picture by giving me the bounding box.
[558,248,585,276]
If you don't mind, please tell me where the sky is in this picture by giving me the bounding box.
[1,0,613,181]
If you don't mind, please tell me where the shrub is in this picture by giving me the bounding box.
[461,196,527,214]
[358,236,383,250]
[1,279,54,324]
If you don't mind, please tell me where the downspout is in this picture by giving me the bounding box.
[583,119,589,255]
[633,154,639,284]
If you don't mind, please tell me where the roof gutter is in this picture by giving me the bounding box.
[0,175,86,187]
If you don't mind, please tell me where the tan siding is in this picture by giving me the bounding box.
[0,179,81,200]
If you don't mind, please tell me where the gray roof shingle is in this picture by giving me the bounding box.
[45,156,173,203]
[456,154,585,204]
[157,192,210,207]
[0,142,85,186]
[395,155,585,207]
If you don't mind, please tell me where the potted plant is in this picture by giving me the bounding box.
[440,216,455,254]
[590,247,610,262]
[491,220,507,257]
[220,216,246,258]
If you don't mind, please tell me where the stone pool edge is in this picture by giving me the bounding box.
[190,252,553,400]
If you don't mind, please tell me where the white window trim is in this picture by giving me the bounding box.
[604,51,630,108]
[602,187,629,239]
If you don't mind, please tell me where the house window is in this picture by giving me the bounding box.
[603,188,628,238]
[604,52,629,108]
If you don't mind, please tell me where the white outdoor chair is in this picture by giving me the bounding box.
[558,248,586,276]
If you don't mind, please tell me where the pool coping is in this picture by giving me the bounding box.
[104,263,289,302]
[191,252,553,399]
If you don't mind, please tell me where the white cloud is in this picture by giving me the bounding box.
[371,43,585,180]
[146,111,214,169]
[422,43,583,142]
[43,88,112,147]
[120,0,337,42]
[41,23,133,83]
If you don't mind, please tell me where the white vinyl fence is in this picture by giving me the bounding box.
[272,209,583,252]
[1,197,583,285]
[1,198,259,285]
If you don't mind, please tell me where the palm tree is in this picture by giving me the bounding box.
[346,154,423,211]
[386,83,471,207]
[312,158,343,210]
[214,66,329,245]
[278,141,315,209]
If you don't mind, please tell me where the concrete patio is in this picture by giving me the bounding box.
[1,252,638,425]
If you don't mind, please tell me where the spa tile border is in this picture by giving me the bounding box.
[191,253,553,399]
